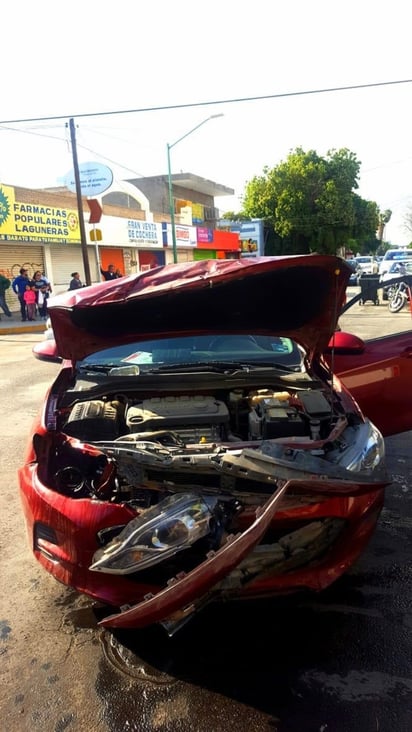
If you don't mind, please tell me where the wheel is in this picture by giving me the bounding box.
[388,292,407,313]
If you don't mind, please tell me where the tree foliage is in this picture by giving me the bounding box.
[240,147,380,255]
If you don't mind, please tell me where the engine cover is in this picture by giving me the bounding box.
[126,396,229,443]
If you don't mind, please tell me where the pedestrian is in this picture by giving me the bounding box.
[12,268,32,321]
[23,283,37,321]
[33,270,52,319]
[68,272,84,290]
[115,268,123,278]
[100,263,117,281]
[0,273,13,320]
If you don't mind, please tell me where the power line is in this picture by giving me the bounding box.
[0,78,411,125]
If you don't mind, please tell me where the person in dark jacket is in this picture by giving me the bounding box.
[100,263,117,281]
[68,272,84,290]
[12,268,32,321]
[0,273,12,319]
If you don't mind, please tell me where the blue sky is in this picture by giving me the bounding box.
[1,0,411,245]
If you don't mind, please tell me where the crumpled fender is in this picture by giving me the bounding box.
[99,481,289,629]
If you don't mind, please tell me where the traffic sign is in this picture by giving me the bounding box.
[87,199,103,224]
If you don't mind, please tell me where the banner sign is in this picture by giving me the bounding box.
[64,162,113,196]
[197,227,213,243]
[0,184,81,243]
[127,220,160,244]
[161,222,197,248]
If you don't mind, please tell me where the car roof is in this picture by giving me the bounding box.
[383,249,412,259]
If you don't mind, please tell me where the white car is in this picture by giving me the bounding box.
[355,256,379,275]
[378,249,412,276]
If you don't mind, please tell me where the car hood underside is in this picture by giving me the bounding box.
[46,255,351,363]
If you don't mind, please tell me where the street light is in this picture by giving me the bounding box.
[166,114,224,263]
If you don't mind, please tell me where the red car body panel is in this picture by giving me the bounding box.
[326,331,412,437]
[20,255,410,631]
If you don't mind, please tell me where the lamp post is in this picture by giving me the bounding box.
[166,113,224,263]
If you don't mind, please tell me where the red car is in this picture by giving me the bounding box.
[21,255,410,635]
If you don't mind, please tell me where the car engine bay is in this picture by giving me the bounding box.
[37,368,379,513]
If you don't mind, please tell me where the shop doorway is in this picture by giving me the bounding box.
[100,249,125,279]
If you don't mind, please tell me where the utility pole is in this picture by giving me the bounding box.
[68,118,91,285]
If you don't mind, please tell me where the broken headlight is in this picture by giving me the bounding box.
[336,420,385,473]
[90,493,217,575]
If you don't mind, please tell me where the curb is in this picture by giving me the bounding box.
[0,322,45,335]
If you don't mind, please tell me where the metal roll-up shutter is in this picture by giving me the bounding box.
[0,244,45,312]
[49,246,98,293]
[0,244,45,278]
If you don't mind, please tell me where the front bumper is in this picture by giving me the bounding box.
[18,463,385,629]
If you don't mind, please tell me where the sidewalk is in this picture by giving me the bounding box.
[0,313,45,335]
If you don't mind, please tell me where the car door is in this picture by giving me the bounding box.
[324,330,412,437]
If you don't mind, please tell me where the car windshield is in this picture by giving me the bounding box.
[384,251,412,263]
[77,335,305,373]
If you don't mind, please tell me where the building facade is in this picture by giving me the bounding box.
[0,173,239,311]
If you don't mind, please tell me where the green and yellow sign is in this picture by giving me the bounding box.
[0,184,81,243]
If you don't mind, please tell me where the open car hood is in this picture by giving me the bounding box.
[46,255,351,363]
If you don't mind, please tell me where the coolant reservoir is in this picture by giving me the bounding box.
[249,389,291,406]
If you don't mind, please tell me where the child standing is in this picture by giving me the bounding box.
[24,284,37,321]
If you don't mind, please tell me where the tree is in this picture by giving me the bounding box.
[241,147,380,255]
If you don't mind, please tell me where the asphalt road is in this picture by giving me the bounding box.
[0,313,411,732]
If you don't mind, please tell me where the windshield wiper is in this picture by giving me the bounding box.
[77,363,118,373]
[147,361,295,374]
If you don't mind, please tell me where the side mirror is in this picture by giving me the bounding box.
[32,339,62,364]
[324,331,365,354]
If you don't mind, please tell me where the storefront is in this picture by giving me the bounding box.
[98,218,166,273]
[48,244,98,291]
[194,227,240,259]
[0,183,84,299]
[217,219,265,257]
[161,222,197,263]
[0,242,45,311]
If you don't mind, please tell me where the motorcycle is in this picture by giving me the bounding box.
[388,279,411,313]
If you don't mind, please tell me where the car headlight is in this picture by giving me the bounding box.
[336,420,385,473]
[90,493,217,575]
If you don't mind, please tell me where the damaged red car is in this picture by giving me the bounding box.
[20,255,404,635]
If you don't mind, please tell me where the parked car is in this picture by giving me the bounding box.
[22,255,411,636]
[355,255,379,275]
[345,258,361,285]
[378,248,412,276]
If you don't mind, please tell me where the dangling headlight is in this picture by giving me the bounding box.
[90,493,217,575]
[336,420,385,473]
